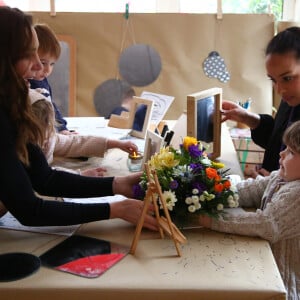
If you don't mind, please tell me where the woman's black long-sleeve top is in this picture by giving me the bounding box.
[251,101,300,172]
[0,109,113,226]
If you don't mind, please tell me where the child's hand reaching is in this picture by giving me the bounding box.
[60,130,78,135]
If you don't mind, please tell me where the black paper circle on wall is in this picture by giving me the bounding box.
[0,252,41,282]
[93,78,132,118]
[203,51,230,83]
[119,44,162,87]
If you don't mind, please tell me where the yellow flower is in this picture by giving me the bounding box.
[182,136,198,151]
[149,147,179,170]
[211,161,225,169]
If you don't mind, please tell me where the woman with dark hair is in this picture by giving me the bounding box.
[222,27,300,177]
[0,6,157,230]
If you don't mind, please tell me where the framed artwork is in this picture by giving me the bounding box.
[142,129,164,167]
[130,97,154,139]
[108,96,154,139]
[187,87,222,159]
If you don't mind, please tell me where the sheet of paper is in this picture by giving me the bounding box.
[65,117,106,129]
[140,91,174,127]
[0,212,79,236]
[65,117,131,139]
[63,195,126,204]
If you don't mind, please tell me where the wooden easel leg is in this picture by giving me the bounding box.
[130,192,151,255]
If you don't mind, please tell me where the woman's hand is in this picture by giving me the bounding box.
[113,172,142,198]
[221,100,260,129]
[110,199,158,231]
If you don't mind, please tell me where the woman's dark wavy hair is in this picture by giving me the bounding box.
[0,6,44,165]
[266,26,300,59]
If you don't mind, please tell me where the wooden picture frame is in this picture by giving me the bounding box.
[142,130,164,167]
[187,87,222,159]
[130,96,154,139]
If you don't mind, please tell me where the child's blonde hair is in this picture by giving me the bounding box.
[34,23,61,59]
[31,100,56,149]
[283,120,300,153]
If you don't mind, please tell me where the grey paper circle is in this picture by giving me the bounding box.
[119,44,161,87]
[93,79,132,118]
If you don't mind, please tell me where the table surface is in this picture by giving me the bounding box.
[0,119,286,300]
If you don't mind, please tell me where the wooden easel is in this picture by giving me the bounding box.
[108,110,134,129]
[130,164,187,256]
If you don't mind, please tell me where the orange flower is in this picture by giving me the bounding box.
[214,183,224,193]
[223,180,231,189]
[206,167,218,179]
[215,175,221,182]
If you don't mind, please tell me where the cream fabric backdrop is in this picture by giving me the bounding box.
[32,12,274,119]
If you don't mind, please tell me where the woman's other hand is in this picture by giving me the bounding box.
[110,199,158,231]
[113,172,142,198]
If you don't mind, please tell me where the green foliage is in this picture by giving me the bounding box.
[222,0,283,20]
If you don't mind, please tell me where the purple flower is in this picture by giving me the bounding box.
[169,180,179,190]
[188,144,203,158]
[133,184,145,199]
[190,163,204,172]
[192,182,206,193]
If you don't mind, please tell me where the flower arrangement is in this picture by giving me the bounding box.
[133,136,239,227]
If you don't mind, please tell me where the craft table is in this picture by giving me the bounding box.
[0,119,286,299]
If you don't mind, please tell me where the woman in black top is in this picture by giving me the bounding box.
[222,27,300,176]
[0,6,157,230]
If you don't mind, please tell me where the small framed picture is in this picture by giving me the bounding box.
[130,97,154,139]
[187,87,222,159]
[142,129,164,167]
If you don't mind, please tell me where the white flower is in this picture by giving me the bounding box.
[192,195,199,204]
[228,199,236,208]
[192,188,199,195]
[161,190,177,211]
[185,197,192,205]
[188,205,196,213]
[199,194,205,202]
[200,157,212,166]
[233,193,239,201]
[217,203,224,211]
[194,202,201,210]
[227,195,234,201]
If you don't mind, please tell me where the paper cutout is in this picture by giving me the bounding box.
[40,235,129,278]
[203,51,230,83]
[119,44,162,87]
[94,79,132,118]
[0,252,41,282]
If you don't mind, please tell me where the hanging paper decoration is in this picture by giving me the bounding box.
[119,44,162,87]
[203,51,230,83]
[93,78,132,118]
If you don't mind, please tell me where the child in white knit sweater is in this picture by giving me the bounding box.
[200,120,300,299]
